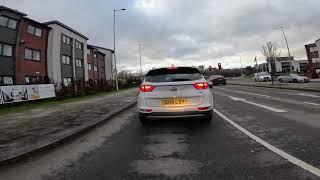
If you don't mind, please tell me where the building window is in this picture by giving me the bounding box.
[311,51,319,59]
[62,55,71,65]
[0,76,13,85]
[62,35,71,45]
[75,41,82,50]
[0,43,13,57]
[63,77,72,86]
[101,67,105,73]
[27,25,42,37]
[87,49,91,55]
[94,65,98,72]
[24,48,40,61]
[76,58,82,67]
[0,16,17,29]
[88,63,92,70]
[93,53,97,58]
[25,76,40,84]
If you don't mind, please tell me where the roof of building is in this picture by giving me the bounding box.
[23,17,51,30]
[275,56,294,61]
[87,44,106,56]
[295,60,308,63]
[43,20,89,40]
[305,43,317,47]
[0,6,27,16]
[88,44,114,53]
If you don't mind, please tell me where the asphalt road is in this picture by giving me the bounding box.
[1,85,320,179]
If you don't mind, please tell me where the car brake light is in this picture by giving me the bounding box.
[193,82,209,90]
[140,85,155,92]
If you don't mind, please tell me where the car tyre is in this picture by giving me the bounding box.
[203,110,213,122]
[279,79,283,83]
[293,79,298,83]
[139,113,149,125]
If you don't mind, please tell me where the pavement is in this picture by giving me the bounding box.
[0,88,138,164]
[228,79,320,92]
[1,85,320,179]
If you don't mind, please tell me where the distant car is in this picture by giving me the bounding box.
[210,75,226,86]
[278,74,310,83]
[204,76,213,88]
[137,67,214,124]
[254,72,271,82]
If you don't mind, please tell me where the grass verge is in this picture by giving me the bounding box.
[0,88,132,116]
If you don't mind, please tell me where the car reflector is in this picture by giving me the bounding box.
[196,107,210,111]
[139,108,153,112]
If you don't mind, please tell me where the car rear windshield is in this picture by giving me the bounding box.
[145,67,203,83]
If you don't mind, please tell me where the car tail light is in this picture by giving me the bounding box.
[193,82,209,90]
[140,85,155,92]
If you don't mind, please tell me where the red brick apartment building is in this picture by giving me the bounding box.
[16,18,50,84]
[305,42,320,78]
[1,6,113,86]
[0,6,50,85]
[87,45,106,82]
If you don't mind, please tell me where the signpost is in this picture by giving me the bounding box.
[218,63,222,75]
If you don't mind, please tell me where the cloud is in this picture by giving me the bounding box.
[2,0,320,72]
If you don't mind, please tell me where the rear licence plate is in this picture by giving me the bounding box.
[160,98,188,106]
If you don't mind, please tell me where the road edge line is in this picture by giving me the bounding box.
[0,100,137,167]
[213,108,320,177]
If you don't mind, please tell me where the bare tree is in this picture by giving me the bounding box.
[261,42,281,85]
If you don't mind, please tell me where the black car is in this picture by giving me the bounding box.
[210,75,226,85]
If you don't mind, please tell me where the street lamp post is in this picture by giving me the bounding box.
[240,56,243,76]
[113,8,126,91]
[274,26,292,74]
[138,43,143,81]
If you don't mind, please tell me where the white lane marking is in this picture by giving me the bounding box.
[228,96,288,113]
[298,93,320,98]
[213,108,320,177]
[304,102,320,106]
[215,87,271,98]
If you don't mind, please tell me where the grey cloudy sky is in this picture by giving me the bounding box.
[2,0,320,72]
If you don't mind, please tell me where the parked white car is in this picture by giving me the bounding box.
[137,67,214,124]
[278,74,310,83]
[254,72,271,82]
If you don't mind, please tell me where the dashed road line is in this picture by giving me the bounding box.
[213,108,320,178]
[228,96,288,113]
[304,102,320,106]
[298,93,320,98]
[214,87,271,98]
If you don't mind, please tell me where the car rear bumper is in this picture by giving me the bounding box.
[140,110,212,119]
[213,79,226,84]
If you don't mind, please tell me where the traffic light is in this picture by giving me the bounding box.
[208,66,212,71]
[218,63,222,70]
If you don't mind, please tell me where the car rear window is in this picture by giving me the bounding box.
[145,67,203,83]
